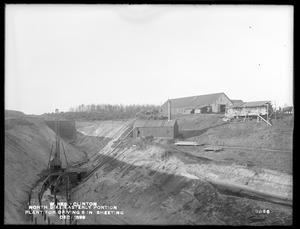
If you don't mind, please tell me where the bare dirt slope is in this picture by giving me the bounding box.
[176,113,293,150]
[175,114,293,174]
[4,116,86,224]
[5,114,293,225]
[70,117,292,225]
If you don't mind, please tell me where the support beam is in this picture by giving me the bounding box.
[257,114,272,126]
[243,112,248,123]
[47,145,54,170]
[61,142,69,169]
[267,104,269,122]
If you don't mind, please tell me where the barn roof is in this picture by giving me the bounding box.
[242,101,271,107]
[133,119,177,128]
[231,100,244,104]
[162,92,230,109]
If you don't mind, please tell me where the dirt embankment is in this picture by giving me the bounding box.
[4,117,86,224]
[5,114,293,225]
[5,110,26,118]
[176,114,293,150]
[175,114,293,174]
[70,119,292,225]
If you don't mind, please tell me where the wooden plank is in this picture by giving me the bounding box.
[257,114,272,126]
[206,178,292,206]
[175,141,199,146]
[204,147,223,152]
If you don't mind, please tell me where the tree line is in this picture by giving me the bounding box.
[43,103,162,121]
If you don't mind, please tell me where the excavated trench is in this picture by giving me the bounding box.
[4,117,293,225]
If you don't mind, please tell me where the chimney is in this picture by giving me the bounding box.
[168,100,171,121]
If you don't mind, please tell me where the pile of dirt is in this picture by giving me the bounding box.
[4,117,86,224]
[71,143,292,225]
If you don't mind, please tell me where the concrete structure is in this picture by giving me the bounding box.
[162,92,233,114]
[133,120,178,139]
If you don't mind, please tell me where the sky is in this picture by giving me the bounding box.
[5,4,293,115]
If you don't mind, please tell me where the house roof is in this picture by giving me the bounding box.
[162,92,230,109]
[133,119,177,128]
[229,102,245,108]
[231,100,244,104]
[242,101,271,107]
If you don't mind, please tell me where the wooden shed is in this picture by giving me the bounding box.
[226,101,273,118]
[133,120,178,139]
[225,101,274,126]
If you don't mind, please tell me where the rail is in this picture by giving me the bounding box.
[27,170,77,225]
[27,119,137,224]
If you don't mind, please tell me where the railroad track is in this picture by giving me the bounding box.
[27,170,78,225]
[27,119,136,224]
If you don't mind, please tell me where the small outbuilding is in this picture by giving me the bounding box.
[133,119,178,139]
[226,101,273,117]
[225,101,274,125]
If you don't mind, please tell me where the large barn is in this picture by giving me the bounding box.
[161,92,233,114]
[133,120,178,139]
